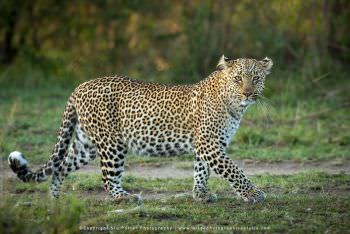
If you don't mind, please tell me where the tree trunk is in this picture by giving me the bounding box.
[0,14,18,64]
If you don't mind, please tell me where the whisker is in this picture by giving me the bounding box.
[256,95,276,123]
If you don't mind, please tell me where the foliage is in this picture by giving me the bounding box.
[0,0,349,86]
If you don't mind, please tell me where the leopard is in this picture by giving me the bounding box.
[8,55,273,204]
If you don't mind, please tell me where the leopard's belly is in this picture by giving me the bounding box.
[126,132,194,156]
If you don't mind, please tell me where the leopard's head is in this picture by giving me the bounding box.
[217,55,273,106]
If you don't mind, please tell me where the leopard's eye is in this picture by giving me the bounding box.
[252,76,260,84]
[234,75,242,83]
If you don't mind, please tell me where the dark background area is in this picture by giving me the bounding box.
[0,0,349,86]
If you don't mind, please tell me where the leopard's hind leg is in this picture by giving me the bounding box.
[50,123,96,198]
[95,135,140,203]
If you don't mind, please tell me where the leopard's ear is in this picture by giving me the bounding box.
[260,57,273,74]
[217,54,231,70]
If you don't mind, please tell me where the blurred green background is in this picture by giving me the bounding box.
[1,1,350,233]
[0,0,349,162]
[0,0,349,86]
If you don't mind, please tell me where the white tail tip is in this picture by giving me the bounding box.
[8,151,28,166]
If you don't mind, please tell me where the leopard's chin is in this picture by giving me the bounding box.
[241,99,255,106]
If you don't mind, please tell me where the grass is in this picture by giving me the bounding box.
[0,68,349,233]
[1,172,349,233]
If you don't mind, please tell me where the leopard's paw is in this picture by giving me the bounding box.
[240,187,266,204]
[113,193,142,204]
[193,192,218,203]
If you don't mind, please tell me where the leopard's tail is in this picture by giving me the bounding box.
[8,95,77,183]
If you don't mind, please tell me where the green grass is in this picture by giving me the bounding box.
[6,171,350,197]
[0,71,349,163]
[1,172,349,233]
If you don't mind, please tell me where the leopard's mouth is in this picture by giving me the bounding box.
[240,95,257,106]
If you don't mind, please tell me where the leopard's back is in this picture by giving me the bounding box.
[73,76,196,156]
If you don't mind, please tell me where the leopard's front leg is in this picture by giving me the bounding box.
[192,157,217,202]
[194,137,265,204]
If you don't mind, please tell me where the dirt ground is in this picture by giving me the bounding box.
[1,159,349,201]
[124,159,350,178]
[1,159,349,180]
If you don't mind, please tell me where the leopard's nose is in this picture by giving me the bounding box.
[243,91,253,97]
